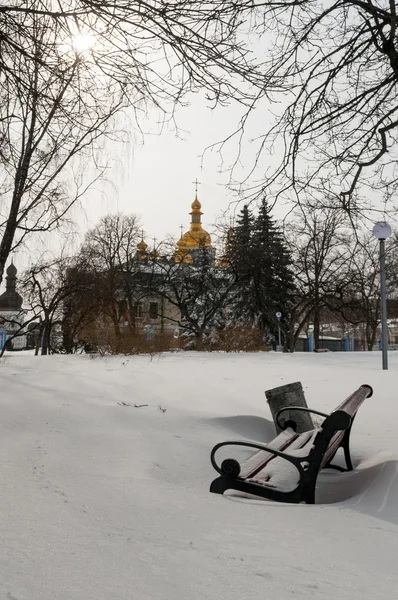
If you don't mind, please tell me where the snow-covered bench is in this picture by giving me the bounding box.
[209,384,373,504]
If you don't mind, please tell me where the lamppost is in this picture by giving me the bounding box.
[275,312,282,351]
[372,221,392,370]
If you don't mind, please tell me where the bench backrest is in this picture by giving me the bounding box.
[311,384,373,469]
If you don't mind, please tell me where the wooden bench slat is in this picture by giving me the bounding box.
[320,431,344,468]
[247,429,319,491]
[239,428,299,479]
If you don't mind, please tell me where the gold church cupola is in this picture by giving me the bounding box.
[177,181,211,250]
[137,232,149,260]
[190,194,203,222]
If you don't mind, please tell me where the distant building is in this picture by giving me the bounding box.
[129,191,216,332]
[174,192,215,265]
[0,264,26,350]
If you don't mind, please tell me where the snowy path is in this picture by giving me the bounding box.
[1,351,398,599]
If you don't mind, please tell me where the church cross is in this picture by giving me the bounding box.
[192,178,201,194]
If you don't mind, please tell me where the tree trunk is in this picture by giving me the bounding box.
[62,320,74,354]
[292,310,312,352]
[286,327,295,353]
[0,209,19,287]
[41,318,51,355]
[35,322,43,356]
[313,305,321,350]
[366,322,378,351]
[195,329,204,349]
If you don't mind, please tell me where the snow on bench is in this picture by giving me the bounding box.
[209,384,373,504]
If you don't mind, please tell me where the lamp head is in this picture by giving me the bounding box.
[372,221,392,240]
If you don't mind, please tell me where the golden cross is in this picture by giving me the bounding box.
[192,178,201,194]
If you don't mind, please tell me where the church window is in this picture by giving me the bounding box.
[149,302,158,320]
[134,303,143,318]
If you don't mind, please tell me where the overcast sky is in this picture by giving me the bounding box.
[75,94,262,244]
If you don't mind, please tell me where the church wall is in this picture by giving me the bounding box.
[0,310,27,350]
[122,296,181,331]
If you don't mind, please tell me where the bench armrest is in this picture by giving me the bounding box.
[276,406,329,430]
[210,439,309,478]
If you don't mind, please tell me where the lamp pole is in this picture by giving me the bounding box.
[276,312,282,351]
[372,222,392,370]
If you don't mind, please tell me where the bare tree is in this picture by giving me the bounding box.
[219,1,398,213]
[148,241,237,346]
[0,1,267,285]
[78,213,144,338]
[0,1,263,102]
[61,263,100,353]
[286,206,352,350]
[332,235,398,350]
[0,14,124,285]
[20,254,89,355]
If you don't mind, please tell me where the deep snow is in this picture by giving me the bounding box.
[1,350,398,599]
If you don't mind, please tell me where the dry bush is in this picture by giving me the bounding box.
[206,325,268,352]
[77,324,181,355]
[75,322,269,355]
[111,330,178,355]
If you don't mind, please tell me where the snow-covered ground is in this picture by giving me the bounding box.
[1,350,398,600]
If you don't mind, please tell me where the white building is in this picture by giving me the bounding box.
[0,264,26,350]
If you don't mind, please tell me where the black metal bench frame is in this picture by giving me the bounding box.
[210,384,373,504]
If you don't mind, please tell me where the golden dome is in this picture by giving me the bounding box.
[149,248,159,260]
[137,239,148,252]
[175,248,193,264]
[190,195,202,214]
[137,235,149,260]
[175,237,188,262]
[182,253,193,264]
[177,192,211,250]
[179,228,211,248]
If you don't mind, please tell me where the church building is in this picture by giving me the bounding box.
[136,187,215,266]
[124,189,216,333]
[0,263,26,350]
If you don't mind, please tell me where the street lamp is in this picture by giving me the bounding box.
[372,221,392,370]
[275,312,282,351]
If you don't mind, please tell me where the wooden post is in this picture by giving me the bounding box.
[265,381,314,434]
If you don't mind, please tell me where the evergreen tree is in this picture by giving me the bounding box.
[230,205,254,274]
[229,200,296,347]
[228,204,258,324]
[257,199,295,325]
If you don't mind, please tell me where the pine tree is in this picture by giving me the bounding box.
[228,205,258,325]
[252,199,295,344]
[229,199,295,347]
[230,205,255,275]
